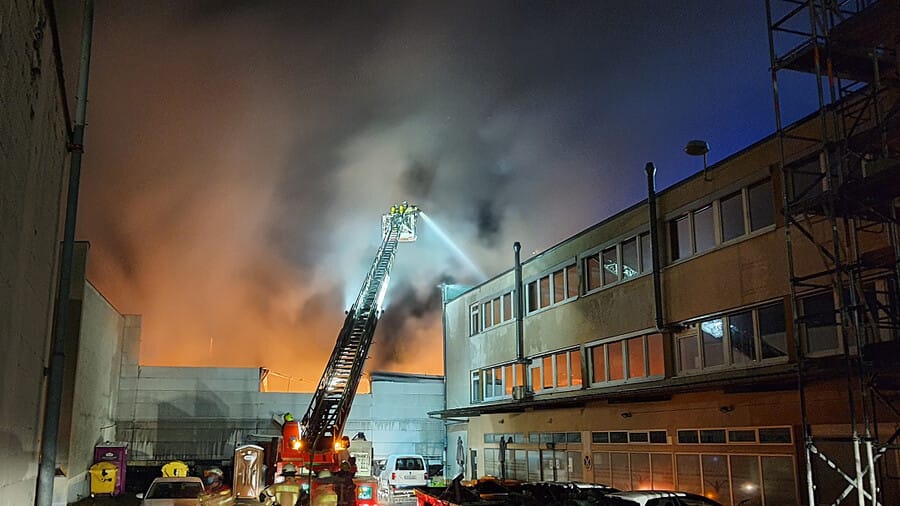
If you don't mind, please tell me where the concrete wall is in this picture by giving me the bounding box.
[0,1,72,504]
[116,365,446,467]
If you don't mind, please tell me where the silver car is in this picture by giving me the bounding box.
[137,476,205,505]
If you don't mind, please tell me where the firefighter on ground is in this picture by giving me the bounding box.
[200,467,233,505]
[334,461,357,506]
[260,464,306,506]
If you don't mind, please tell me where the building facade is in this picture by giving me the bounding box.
[438,105,899,505]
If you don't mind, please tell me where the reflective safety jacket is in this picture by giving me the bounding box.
[262,477,303,506]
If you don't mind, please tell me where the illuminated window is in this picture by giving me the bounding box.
[588,334,664,386]
[482,301,493,328]
[528,349,581,393]
[503,293,513,320]
[553,270,565,303]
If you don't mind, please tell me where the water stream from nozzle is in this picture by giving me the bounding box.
[419,212,487,280]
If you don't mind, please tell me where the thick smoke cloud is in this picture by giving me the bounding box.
[74,1,777,385]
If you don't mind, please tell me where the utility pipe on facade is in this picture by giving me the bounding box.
[513,242,525,363]
[35,1,95,505]
[645,163,665,331]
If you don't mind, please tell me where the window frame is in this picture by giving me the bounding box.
[581,231,652,295]
[587,332,666,387]
[675,300,789,374]
[528,348,582,393]
[667,177,777,263]
[524,261,578,315]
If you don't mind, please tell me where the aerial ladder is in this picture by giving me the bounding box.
[279,202,420,474]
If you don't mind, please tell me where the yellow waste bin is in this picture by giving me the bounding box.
[89,461,117,497]
[162,460,190,477]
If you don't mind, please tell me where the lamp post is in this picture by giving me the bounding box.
[685,139,711,181]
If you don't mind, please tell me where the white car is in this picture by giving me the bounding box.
[606,490,725,506]
[137,476,205,505]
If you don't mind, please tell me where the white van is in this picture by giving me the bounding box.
[377,454,428,502]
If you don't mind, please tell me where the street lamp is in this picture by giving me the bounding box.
[685,139,711,181]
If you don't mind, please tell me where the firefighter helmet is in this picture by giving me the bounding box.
[282,463,297,476]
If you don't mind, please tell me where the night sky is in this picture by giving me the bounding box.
[63,1,818,387]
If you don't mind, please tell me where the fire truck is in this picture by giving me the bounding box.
[277,202,420,504]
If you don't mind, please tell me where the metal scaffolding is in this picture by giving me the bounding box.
[765,0,900,504]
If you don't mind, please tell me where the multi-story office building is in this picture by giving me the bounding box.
[437,95,899,504]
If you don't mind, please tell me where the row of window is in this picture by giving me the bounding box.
[469,291,514,335]
[592,430,668,444]
[480,448,796,506]
[470,178,776,337]
[471,363,526,402]
[670,178,775,262]
[594,452,795,506]
[589,333,665,385]
[526,263,578,314]
[530,348,582,392]
[470,301,785,403]
[584,232,653,292]
[677,427,792,445]
[677,302,787,373]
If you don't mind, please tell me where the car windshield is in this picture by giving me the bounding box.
[146,481,203,499]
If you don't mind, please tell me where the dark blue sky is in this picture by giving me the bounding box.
[70,1,819,377]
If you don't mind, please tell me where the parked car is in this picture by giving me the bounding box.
[377,454,428,502]
[137,476,205,505]
[606,490,726,506]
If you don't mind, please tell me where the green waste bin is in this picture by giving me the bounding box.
[89,461,117,497]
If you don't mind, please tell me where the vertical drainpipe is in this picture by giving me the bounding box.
[646,163,665,331]
[514,242,525,362]
[35,1,95,505]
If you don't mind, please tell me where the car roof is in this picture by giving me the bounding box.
[609,491,688,499]
[150,477,204,483]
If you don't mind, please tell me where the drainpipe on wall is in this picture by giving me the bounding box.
[514,242,525,362]
[646,162,666,331]
[35,2,95,505]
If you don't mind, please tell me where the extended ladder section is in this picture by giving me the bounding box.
[296,203,419,459]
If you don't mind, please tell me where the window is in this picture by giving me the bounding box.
[801,292,839,355]
[720,191,745,242]
[529,349,581,392]
[759,302,788,359]
[758,427,792,444]
[583,233,649,292]
[470,363,526,402]
[566,265,578,298]
[671,215,692,261]
[470,290,515,335]
[677,302,788,373]
[526,264,577,314]
[669,178,775,262]
[471,371,482,403]
[749,178,775,231]
[585,255,601,291]
[728,430,757,443]
[639,232,652,274]
[621,238,639,280]
[700,429,726,444]
[693,205,715,253]
[470,305,480,336]
[602,246,618,285]
[590,334,665,385]
[677,430,700,444]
